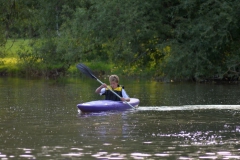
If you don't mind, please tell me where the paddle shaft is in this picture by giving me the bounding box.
[96,78,134,108]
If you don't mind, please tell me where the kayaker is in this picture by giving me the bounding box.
[95,75,130,102]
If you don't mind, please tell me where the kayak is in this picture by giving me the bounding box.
[77,98,140,112]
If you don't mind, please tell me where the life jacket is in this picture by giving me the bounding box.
[103,85,124,101]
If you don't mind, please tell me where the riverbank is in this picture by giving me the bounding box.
[0,39,150,78]
[0,55,239,83]
[0,58,152,81]
[1,39,239,83]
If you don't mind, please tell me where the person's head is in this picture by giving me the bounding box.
[109,75,119,89]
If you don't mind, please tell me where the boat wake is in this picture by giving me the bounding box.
[138,105,240,111]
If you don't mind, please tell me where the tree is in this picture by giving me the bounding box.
[17,0,88,77]
[159,0,240,81]
[66,0,175,67]
[2,0,240,80]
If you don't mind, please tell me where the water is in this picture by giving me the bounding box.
[0,77,240,159]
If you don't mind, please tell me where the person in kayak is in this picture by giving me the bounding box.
[95,75,130,102]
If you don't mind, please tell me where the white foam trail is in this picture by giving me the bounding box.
[138,105,240,111]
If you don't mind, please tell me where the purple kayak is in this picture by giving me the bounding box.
[77,98,140,112]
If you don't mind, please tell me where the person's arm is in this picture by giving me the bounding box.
[121,89,130,102]
[95,83,107,94]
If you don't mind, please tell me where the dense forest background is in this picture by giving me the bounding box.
[0,0,239,81]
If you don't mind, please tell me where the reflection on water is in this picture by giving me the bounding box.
[0,77,240,159]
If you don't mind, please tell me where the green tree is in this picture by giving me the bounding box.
[160,0,240,81]
[66,0,174,68]
[17,0,87,77]
[2,0,240,80]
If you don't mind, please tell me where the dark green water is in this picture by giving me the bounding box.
[0,77,240,159]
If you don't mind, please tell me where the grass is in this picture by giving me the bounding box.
[0,39,32,76]
[0,57,19,76]
[4,39,31,57]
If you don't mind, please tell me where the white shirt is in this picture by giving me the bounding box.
[100,88,129,98]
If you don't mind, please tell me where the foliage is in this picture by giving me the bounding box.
[0,0,240,81]
[160,0,240,80]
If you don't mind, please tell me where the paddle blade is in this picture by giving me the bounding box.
[76,63,97,79]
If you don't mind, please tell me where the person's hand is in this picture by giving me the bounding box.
[101,83,107,88]
[121,97,130,102]
[95,83,107,93]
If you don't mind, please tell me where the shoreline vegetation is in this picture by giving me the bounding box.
[1,1,239,83]
[0,39,146,79]
[0,39,239,84]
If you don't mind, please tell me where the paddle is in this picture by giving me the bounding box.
[76,63,135,108]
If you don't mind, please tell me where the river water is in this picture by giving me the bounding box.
[0,77,240,159]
